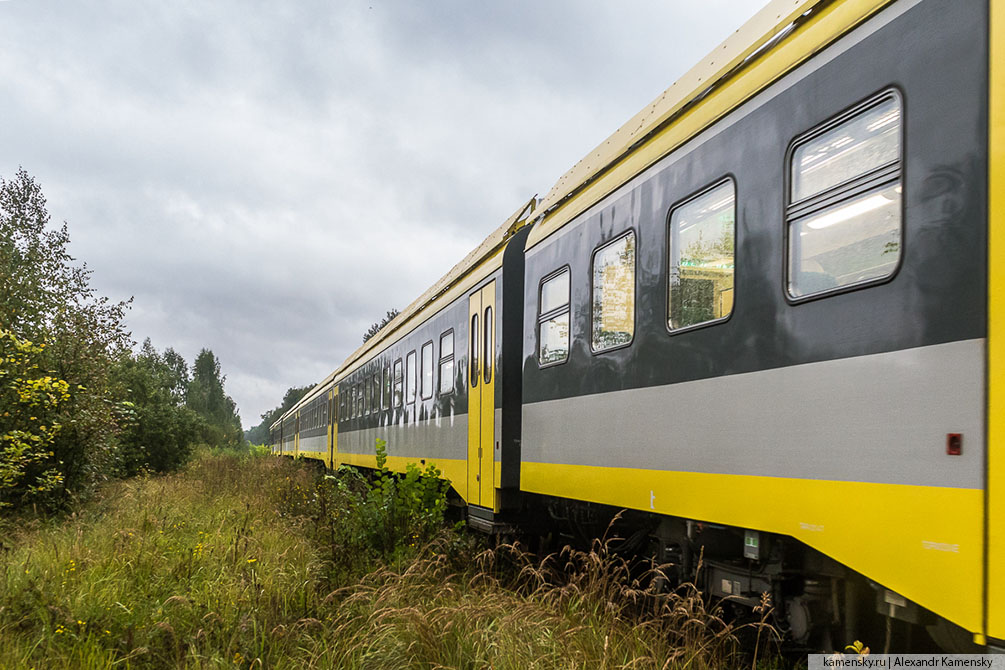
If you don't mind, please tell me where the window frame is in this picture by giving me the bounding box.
[393,358,403,408]
[406,350,417,404]
[783,88,905,304]
[589,229,637,355]
[438,329,455,396]
[470,313,479,389]
[382,365,390,410]
[483,305,493,385]
[537,266,572,368]
[420,340,434,400]
[665,176,738,336]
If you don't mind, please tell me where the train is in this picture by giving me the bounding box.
[269,0,1005,652]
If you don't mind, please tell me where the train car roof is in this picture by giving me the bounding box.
[526,0,838,249]
[279,195,536,421]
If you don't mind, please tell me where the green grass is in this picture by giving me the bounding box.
[0,449,779,669]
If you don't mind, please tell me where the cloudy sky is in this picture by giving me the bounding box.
[1,0,764,428]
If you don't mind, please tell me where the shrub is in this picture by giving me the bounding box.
[0,329,70,508]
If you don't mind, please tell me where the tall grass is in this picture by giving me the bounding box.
[0,449,778,669]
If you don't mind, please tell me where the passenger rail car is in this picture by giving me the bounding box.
[271,0,1004,651]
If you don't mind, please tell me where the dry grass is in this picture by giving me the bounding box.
[0,450,779,669]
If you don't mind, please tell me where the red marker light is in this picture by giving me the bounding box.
[946,433,962,456]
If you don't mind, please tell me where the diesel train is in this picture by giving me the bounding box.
[269,0,1005,652]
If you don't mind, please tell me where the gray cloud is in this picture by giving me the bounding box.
[1,0,764,426]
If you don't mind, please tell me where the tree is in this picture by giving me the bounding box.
[186,349,243,448]
[363,308,400,343]
[111,339,201,475]
[0,169,130,505]
[244,384,315,445]
[0,330,69,508]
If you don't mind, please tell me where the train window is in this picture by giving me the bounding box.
[406,351,417,404]
[470,314,479,388]
[439,330,454,394]
[483,306,492,384]
[382,365,390,410]
[363,376,371,415]
[787,91,902,299]
[538,268,570,366]
[668,179,735,331]
[393,359,403,407]
[591,232,636,352]
[355,382,362,418]
[371,372,380,414]
[421,341,434,399]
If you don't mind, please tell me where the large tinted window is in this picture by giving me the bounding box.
[421,341,434,399]
[787,92,902,299]
[591,232,635,352]
[538,268,570,365]
[382,365,390,410]
[668,180,735,330]
[439,330,454,394]
[406,351,417,404]
[393,359,403,407]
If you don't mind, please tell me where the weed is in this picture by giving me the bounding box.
[0,445,780,669]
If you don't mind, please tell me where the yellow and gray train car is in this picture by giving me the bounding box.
[272,0,1005,650]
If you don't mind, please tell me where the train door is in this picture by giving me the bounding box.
[467,281,497,509]
[294,411,300,457]
[329,387,338,469]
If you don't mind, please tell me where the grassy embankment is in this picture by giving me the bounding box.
[0,448,778,669]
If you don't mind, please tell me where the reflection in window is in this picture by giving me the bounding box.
[421,342,433,399]
[538,269,570,365]
[669,180,735,330]
[393,359,403,408]
[793,96,901,202]
[540,312,570,364]
[591,233,635,352]
[789,184,901,297]
[382,365,390,409]
[470,314,479,388]
[406,351,417,404]
[788,92,902,298]
[484,306,493,384]
[439,330,454,394]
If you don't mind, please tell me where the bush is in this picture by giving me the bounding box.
[277,438,452,582]
[0,329,70,508]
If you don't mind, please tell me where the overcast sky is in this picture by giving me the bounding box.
[1,0,764,429]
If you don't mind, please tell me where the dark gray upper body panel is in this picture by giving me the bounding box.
[522,0,987,405]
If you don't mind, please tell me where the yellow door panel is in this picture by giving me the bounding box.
[467,290,482,506]
[479,281,497,511]
[467,281,498,510]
